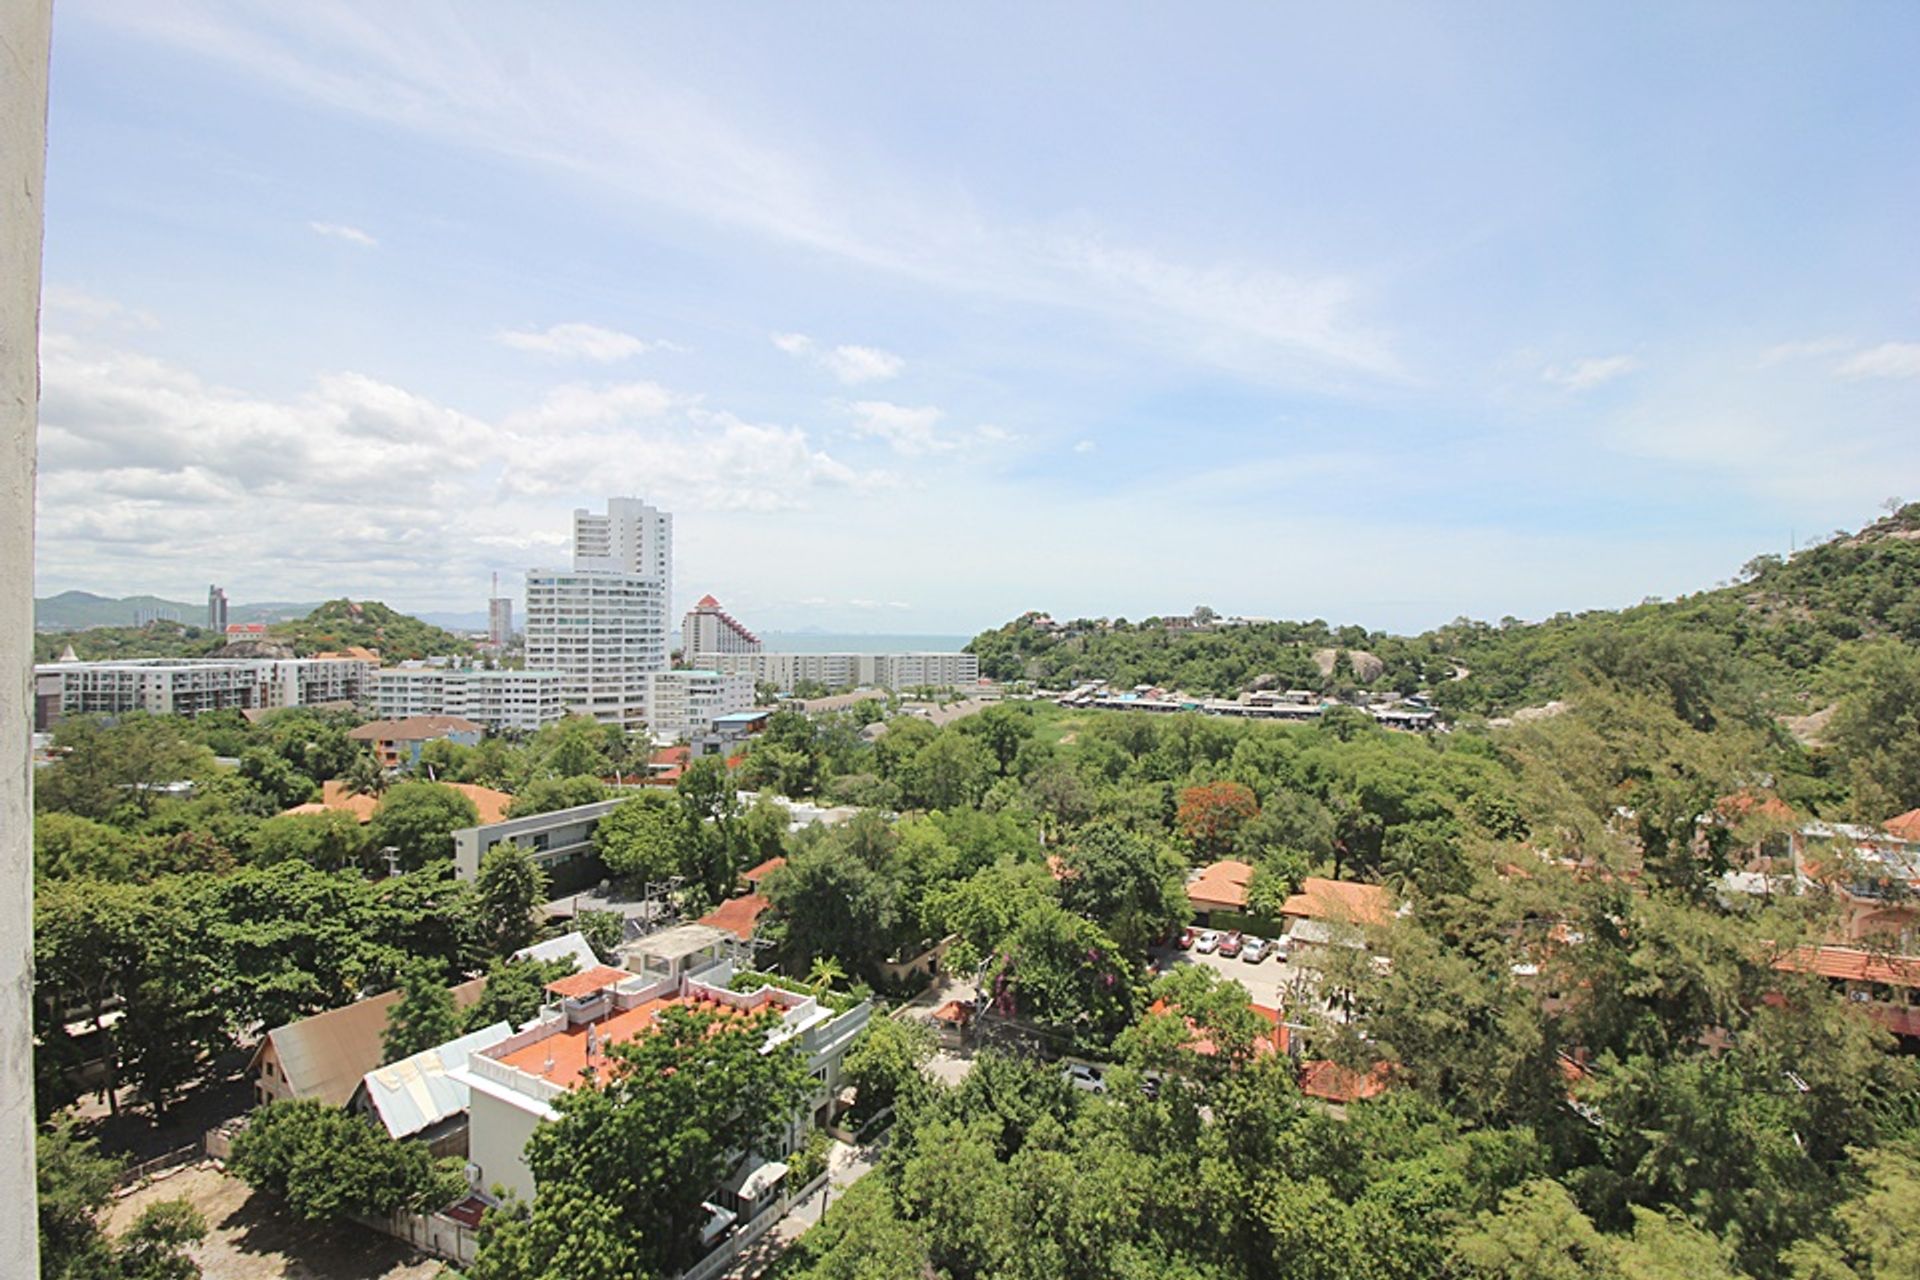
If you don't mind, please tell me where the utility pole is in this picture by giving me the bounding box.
[2,2,53,1271]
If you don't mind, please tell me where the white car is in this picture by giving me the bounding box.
[1241,936,1269,963]
[1062,1062,1107,1094]
[1194,929,1221,954]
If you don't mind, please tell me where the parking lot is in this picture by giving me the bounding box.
[1152,934,1322,1015]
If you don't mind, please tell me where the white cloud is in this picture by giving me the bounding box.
[308,220,378,248]
[42,286,158,331]
[1074,439,1096,454]
[1542,354,1638,391]
[1759,337,1851,366]
[1836,342,1920,381]
[847,401,947,454]
[821,345,903,384]
[772,332,904,384]
[33,335,889,604]
[496,323,667,363]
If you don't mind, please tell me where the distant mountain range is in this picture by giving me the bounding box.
[33,590,325,632]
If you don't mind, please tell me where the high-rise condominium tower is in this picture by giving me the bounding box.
[207,585,228,632]
[681,594,761,656]
[524,498,672,726]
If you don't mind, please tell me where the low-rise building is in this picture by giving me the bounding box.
[453,943,869,1206]
[374,667,570,734]
[452,796,627,893]
[33,655,375,729]
[350,1022,515,1158]
[1187,859,1255,922]
[691,650,979,693]
[347,715,484,770]
[283,779,514,828]
[1773,944,1920,1040]
[645,668,755,743]
[249,977,488,1109]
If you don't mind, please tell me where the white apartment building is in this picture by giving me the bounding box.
[451,937,870,1208]
[644,669,755,743]
[32,656,375,730]
[524,497,673,728]
[374,667,570,734]
[690,650,979,693]
[680,594,761,656]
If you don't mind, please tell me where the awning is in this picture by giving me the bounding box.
[723,1158,790,1201]
[700,1201,738,1246]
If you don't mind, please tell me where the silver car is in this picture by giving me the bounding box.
[1241,935,1269,963]
[1194,929,1221,954]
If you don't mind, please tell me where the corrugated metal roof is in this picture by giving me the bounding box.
[359,1022,513,1139]
[253,976,488,1108]
[514,931,598,974]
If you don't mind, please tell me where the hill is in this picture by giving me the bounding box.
[33,590,325,631]
[261,599,473,661]
[33,599,474,664]
[968,503,1920,719]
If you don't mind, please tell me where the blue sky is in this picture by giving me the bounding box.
[33,2,1920,635]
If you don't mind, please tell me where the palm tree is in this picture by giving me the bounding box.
[342,751,388,799]
[807,956,846,994]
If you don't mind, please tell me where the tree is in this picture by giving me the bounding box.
[1055,821,1190,954]
[38,1117,206,1280]
[807,956,847,993]
[842,1016,935,1121]
[676,757,742,901]
[762,842,904,979]
[521,715,615,782]
[468,1006,811,1280]
[592,792,688,883]
[382,957,464,1062]
[33,813,156,883]
[340,751,388,801]
[1828,643,1920,819]
[230,1099,457,1221]
[575,909,626,963]
[506,774,609,819]
[900,731,995,811]
[34,714,215,823]
[462,956,573,1033]
[1176,780,1260,857]
[986,901,1138,1044]
[367,781,479,871]
[247,810,370,871]
[236,747,316,810]
[476,842,549,955]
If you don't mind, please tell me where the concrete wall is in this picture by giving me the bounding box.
[1,2,51,1272]
[466,1086,542,1205]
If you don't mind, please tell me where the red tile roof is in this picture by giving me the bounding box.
[1298,1059,1391,1103]
[1886,808,1920,841]
[743,857,786,884]
[495,993,738,1090]
[698,894,771,941]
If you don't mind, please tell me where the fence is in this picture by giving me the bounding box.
[112,1143,201,1192]
[678,1170,830,1280]
[351,1207,481,1267]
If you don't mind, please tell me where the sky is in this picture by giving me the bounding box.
[32,2,1920,636]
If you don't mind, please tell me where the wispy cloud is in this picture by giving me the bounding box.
[1073,439,1097,454]
[772,332,904,384]
[308,220,377,248]
[107,7,1392,386]
[1542,354,1637,391]
[1836,342,1920,381]
[497,323,669,363]
[847,400,946,454]
[42,286,159,331]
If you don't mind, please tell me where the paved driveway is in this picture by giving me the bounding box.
[1153,940,1319,1013]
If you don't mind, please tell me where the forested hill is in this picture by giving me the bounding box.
[967,503,1920,718]
[32,598,472,663]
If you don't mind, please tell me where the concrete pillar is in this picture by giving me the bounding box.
[2,0,53,1273]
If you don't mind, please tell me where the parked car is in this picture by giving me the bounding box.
[1194,929,1221,954]
[1178,926,1196,950]
[1063,1063,1107,1094]
[1271,934,1291,962]
[1241,935,1269,963]
[1219,930,1244,958]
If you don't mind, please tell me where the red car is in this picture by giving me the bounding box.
[1178,926,1196,950]
[1219,930,1244,958]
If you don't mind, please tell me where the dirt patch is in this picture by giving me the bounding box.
[1780,704,1837,748]
[107,1165,442,1280]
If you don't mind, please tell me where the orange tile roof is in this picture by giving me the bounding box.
[495,994,741,1091]
[1145,997,1284,1058]
[281,779,514,826]
[1279,877,1393,926]
[1773,944,1920,988]
[1187,859,1255,910]
[1886,808,1920,841]
[698,893,771,941]
[347,715,483,741]
[545,965,634,999]
[743,857,787,884]
[1715,789,1797,825]
[931,1000,973,1026]
[1298,1059,1391,1103]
